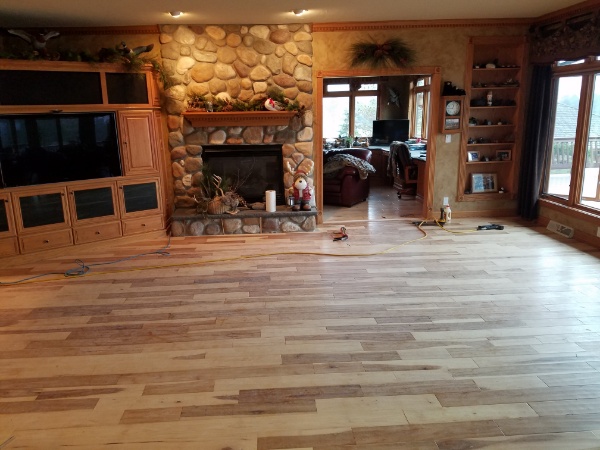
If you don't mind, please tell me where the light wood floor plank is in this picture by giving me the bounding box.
[0,207,599,448]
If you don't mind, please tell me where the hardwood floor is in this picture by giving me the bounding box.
[1,205,600,449]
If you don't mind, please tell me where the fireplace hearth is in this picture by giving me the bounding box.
[201,144,285,205]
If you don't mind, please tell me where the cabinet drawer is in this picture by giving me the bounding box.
[0,237,20,257]
[19,229,73,254]
[73,221,122,245]
[122,215,164,235]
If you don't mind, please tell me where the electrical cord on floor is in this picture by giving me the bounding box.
[0,218,508,287]
[0,224,432,286]
[0,237,171,286]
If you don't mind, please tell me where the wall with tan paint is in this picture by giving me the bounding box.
[313,24,528,215]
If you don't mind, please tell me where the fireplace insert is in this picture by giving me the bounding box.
[201,144,285,204]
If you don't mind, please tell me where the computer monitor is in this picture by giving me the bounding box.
[371,119,409,145]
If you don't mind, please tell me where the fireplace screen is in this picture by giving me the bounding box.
[201,144,285,204]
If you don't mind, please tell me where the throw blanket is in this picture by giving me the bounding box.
[323,154,376,180]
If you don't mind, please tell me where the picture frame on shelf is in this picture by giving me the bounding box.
[444,118,460,130]
[471,173,498,193]
[496,150,511,161]
[467,151,480,162]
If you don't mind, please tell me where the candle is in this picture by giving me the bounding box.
[265,190,276,212]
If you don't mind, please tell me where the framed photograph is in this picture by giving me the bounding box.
[471,173,498,193]
[496,150,512,161]
[467,151,480,162]
[444,118,460,130]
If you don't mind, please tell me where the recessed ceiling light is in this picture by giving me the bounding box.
[292,9,307,16]
[170,11,183,18]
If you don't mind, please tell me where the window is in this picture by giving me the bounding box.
[410,76,431,139]
[543,57,600,213]
[322,78,379,139]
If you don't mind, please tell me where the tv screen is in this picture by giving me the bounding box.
[0,112,121,188]
[372,119,409,145]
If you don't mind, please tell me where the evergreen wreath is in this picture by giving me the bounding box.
[350,38,415,69]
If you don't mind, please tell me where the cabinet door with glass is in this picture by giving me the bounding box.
[0,192,19,256]
[12,186,70,234]
[67,180,120,226]
[117,178,163,218]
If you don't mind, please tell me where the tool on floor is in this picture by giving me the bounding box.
[333,226,348,241]
[477,224,504,230]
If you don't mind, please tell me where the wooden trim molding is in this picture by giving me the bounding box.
[533,0,600,26]
[313,18,531,32]
[54,25,161,35]
[539,197,600,224]
[181,111,298,127]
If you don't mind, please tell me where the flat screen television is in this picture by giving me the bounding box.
[0,112,121,189]
[372,119,410,145]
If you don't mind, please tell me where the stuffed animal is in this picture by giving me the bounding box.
[291,171,312,211]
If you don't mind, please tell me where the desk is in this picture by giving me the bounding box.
[368,147,391,186]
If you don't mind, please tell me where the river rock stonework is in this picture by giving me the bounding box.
[160,24,314,209]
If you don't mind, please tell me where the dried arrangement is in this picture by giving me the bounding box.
[350,38,415,69]
[194,165,245,215]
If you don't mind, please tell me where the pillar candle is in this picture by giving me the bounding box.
[265,190,276,212]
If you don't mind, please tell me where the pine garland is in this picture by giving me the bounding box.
[350,38,415,69]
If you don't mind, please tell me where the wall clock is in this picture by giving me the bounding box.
[441,96,464,134]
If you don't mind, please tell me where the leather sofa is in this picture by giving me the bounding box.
[322,148,373,207]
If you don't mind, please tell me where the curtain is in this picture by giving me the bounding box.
[517,65,553,220]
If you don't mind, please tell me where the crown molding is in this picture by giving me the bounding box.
[533,0,600,26]
[53,25,160,35]
[313,18,532,32]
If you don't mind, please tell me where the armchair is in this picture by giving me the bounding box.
[322,148,373,207]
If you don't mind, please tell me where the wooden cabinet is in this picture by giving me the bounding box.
[119,110,160,176]
[118,178,164,235]
[68,180,122,244]
[0,60,168,256]
[0,193,19,256]
[458,36,526,202]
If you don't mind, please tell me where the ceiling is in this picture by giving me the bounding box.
[0,0,588,28]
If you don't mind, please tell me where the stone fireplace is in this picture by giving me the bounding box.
[159,23,315,212]
[159,23,316,235]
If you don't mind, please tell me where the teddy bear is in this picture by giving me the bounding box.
[291,170,312,211]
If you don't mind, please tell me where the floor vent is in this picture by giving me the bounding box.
[547,220,574,238]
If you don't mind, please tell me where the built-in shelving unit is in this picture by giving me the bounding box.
[0,60,168,256]
[457,36,527,203]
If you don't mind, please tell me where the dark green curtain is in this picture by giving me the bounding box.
[517,65,553,220]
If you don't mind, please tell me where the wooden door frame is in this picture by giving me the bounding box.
[315,67,442,223]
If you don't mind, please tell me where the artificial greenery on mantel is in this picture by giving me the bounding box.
[0,39,171,87]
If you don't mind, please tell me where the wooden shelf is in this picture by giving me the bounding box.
[458,192,515,201]
[457,36,526,207]
[182,111,298,127]
[468,124,513,128]
[472,67,520,72]
[469,105,517,110]
[467,143,514,147]
[466,160,512,165]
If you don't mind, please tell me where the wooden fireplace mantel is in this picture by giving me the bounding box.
[182,111,298,127]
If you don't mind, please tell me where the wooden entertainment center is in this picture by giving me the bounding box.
[0,60,169,256]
